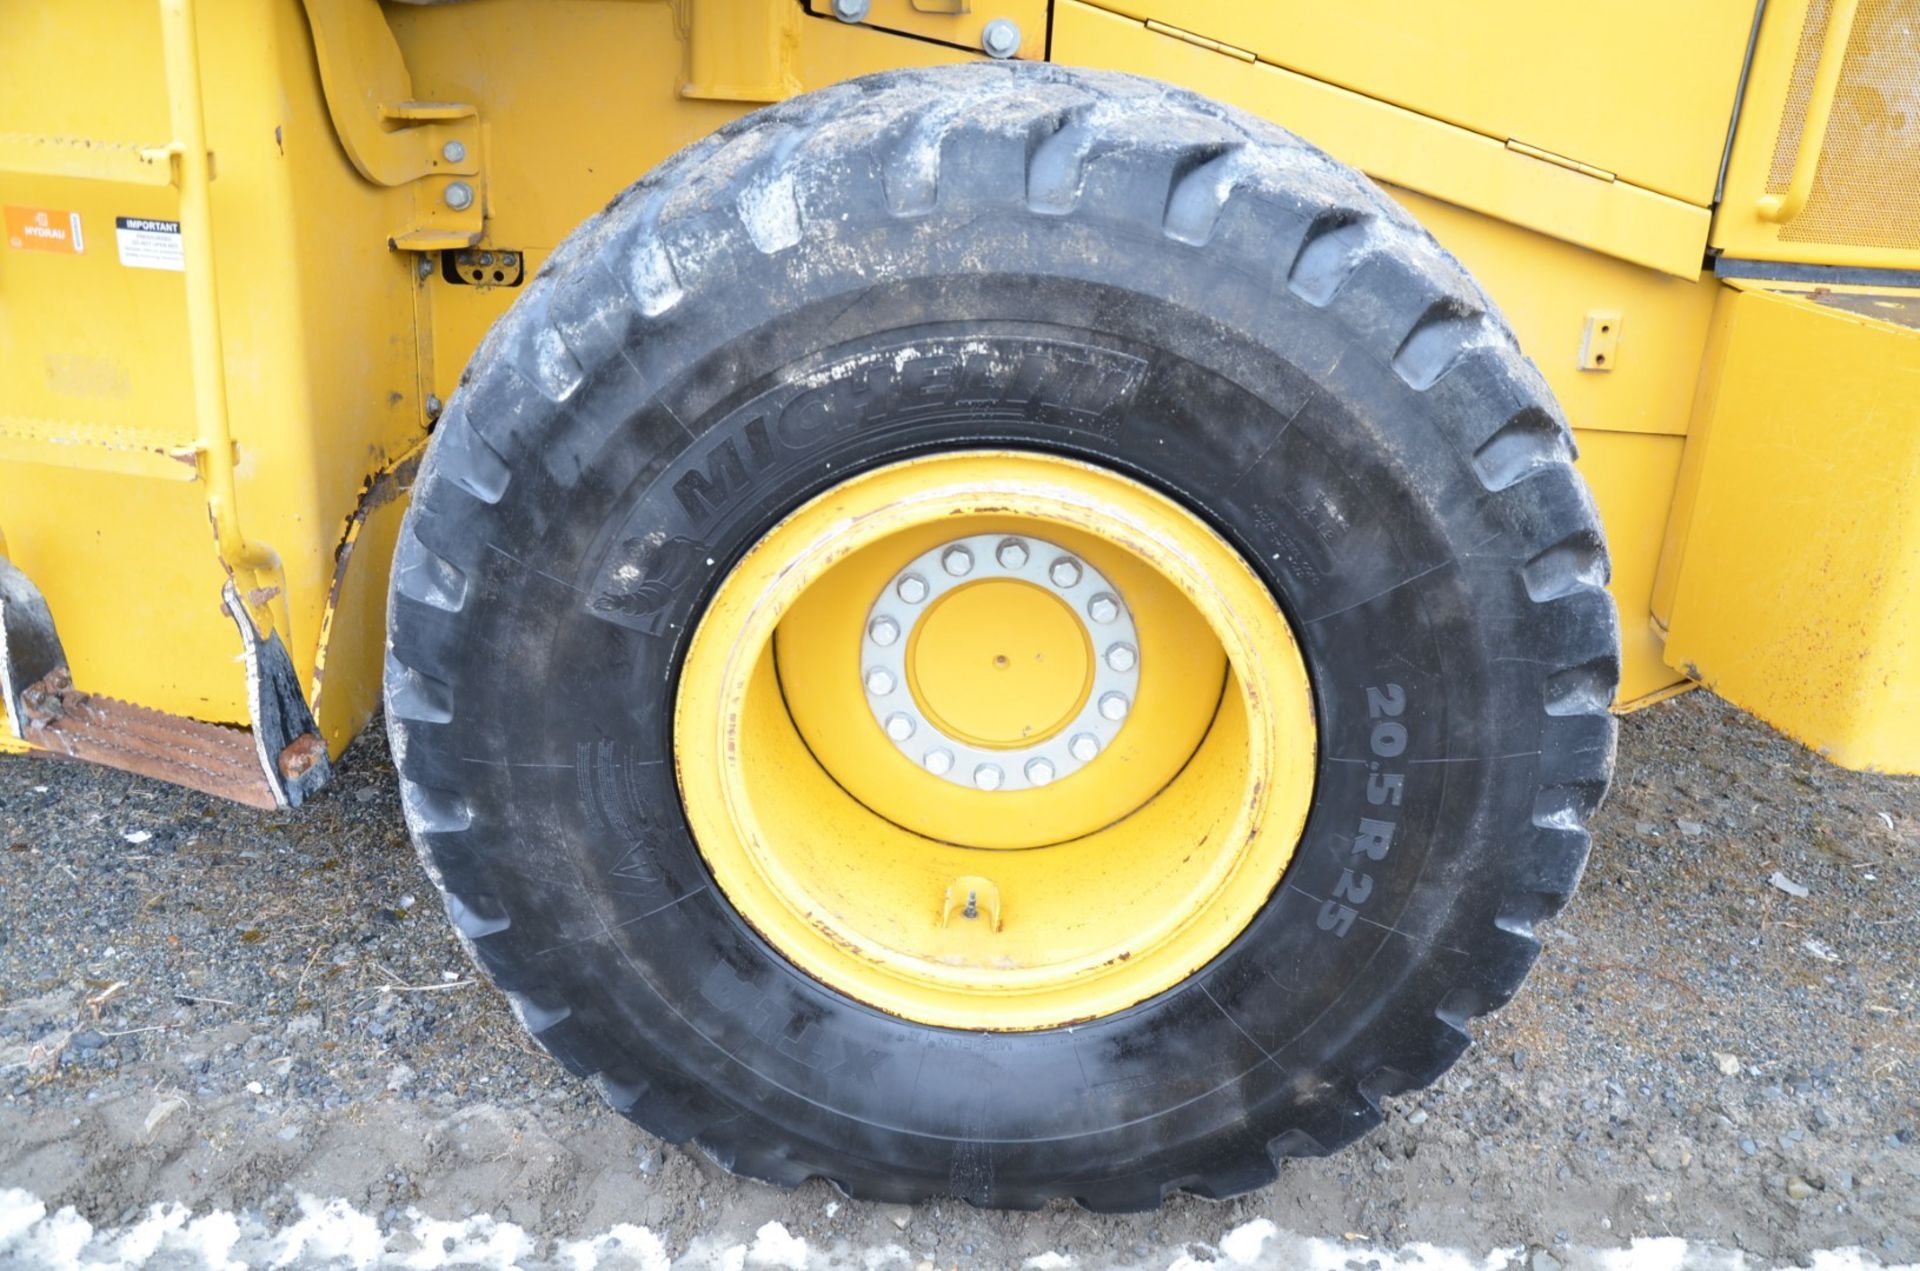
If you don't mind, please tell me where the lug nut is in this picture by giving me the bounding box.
[1070,733,1100,762]
[1099,692,1130,721]
[1024,757,1055,786]
[886,713,915,741]
[441,139,467,163]
[897,574,929,604]
[444,181,475,211]
[1105,642,1137,672]
[866,668,896,695]
[924,748,954,775]
[1088,593,1119,623]
[868,616,900,647]
[942,546,974,577]
[831,0,869,20]
[1049,557,1082,589]
[973,763,1004,791]
[996,538,1029,569]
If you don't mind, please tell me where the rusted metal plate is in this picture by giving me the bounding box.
[18,668,278,809]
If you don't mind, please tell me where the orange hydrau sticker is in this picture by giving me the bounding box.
[5,206,85,254]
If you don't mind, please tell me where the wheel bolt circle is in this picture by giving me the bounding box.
[864,533,1139,791]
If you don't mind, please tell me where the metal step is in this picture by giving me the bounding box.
[14,667,278,808]
[1,557,329,808]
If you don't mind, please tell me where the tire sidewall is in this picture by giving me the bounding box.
[389,64,1613,1204]
[432,289,1517,1193]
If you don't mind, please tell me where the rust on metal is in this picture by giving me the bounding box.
[276,732,327,781]
[17,667,277,809]
[309,442,424,713]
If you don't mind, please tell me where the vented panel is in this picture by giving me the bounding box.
[1765,0,1920,249]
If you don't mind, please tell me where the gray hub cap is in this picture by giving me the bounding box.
[860,533,1140,792]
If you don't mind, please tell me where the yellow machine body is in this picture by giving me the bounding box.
[2,0,1917,781]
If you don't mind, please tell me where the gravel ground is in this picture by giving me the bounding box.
[0,691,1916,1267]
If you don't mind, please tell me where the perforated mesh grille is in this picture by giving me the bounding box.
[1767,0,1837,189]
[1764,0,1920,249]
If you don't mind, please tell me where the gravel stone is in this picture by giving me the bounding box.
[0,691,1915,1262]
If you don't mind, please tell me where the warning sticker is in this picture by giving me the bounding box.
[115,216,184,271]
[5,206,85,254]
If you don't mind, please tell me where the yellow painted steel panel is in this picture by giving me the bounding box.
[0,134,176,187]
[1714,0,1920,270]
[4,0,1903,793]
[0,0,428,735]
[1659,285,1920,773]
[1054,3,1712,279]
[802,0,1049,62]
[0,469,243,719]
[1077,0,1756,206]
[0,416,200,481]
[1386,188,1721,438]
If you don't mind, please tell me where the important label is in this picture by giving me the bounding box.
[114,216,184,271]
[5,206,84,254]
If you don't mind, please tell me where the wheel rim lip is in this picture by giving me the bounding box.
[675,450,1318,1030]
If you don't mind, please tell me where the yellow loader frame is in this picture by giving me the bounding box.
[2,0,1917,805]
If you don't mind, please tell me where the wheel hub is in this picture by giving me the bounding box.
[862,534,1140,790]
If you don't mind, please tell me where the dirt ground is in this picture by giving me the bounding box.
[0,691,1916,1268]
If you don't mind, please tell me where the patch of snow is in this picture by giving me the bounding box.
[0,1188,1904,1271]
[268,1195,384,1267]
[555,1223,670,1271]
[746,1221,809,1269]
[1219,1218,1277,1264]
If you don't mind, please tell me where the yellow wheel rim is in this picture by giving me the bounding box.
[675,451,1317,1030]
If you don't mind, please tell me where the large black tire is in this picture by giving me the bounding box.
[385,64,1618,1209]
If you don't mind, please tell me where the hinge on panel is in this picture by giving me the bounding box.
[1506,139,1615,183]
[300,0,484,251]
[1143,19,1256,63]
[1579,310,1623,371]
